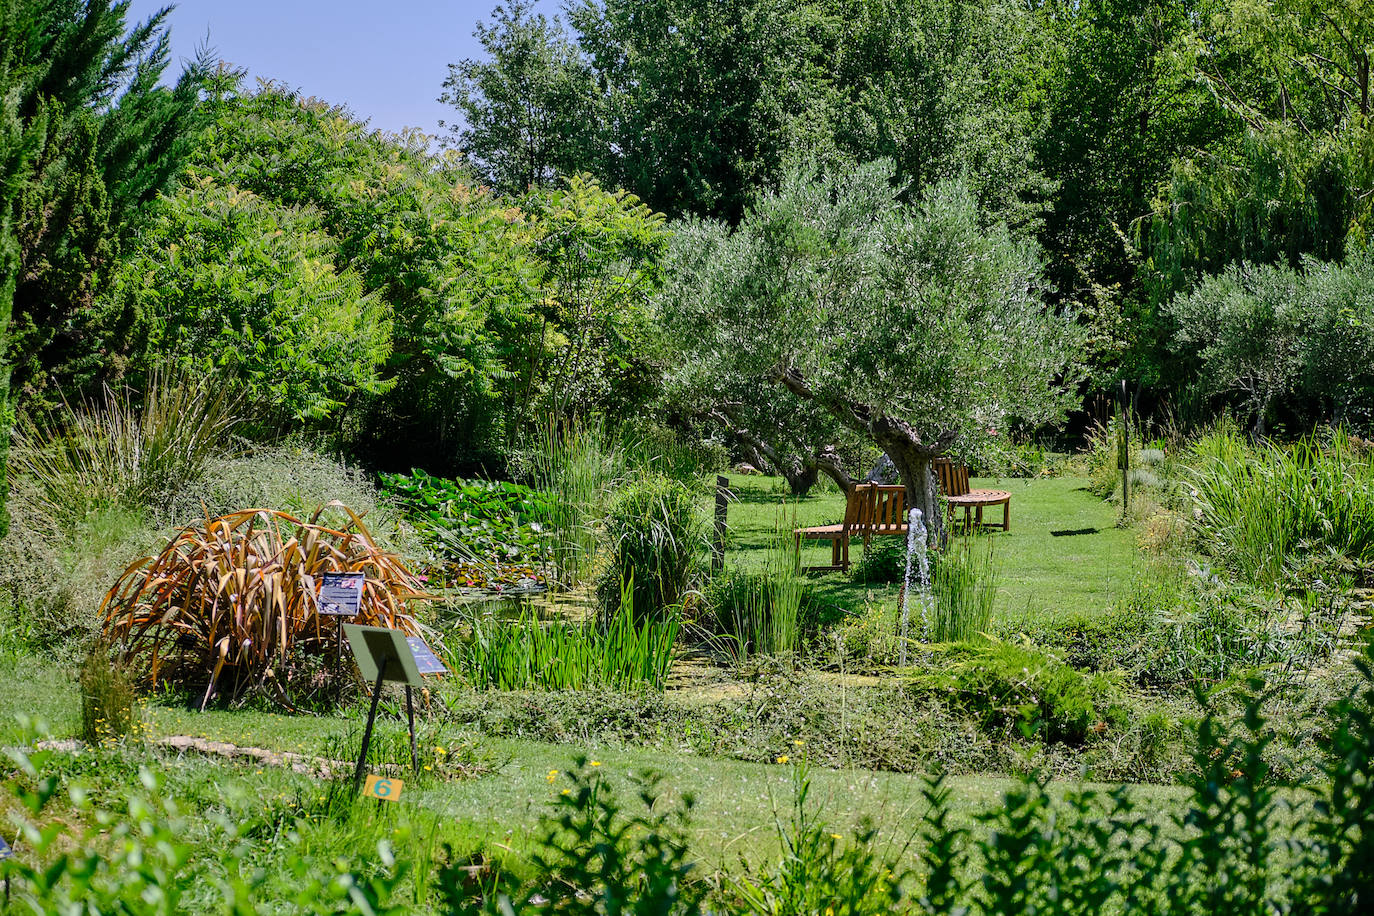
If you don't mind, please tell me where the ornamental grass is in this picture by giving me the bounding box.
[101,502,431,704]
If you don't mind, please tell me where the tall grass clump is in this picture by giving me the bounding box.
[1189,425,1374,586]
[79,642,140,744]
[10,367,237,528]
[707,533,805,661]
[451,585,679,690]
[598,473,707,623]
[526,417,625,586]
[931,534,998,642]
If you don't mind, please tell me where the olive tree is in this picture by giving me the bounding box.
[658,162,1084,544]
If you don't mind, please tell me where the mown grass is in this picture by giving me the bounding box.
[722,474,1140,624]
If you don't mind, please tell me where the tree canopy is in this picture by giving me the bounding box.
[659,162,1084,539]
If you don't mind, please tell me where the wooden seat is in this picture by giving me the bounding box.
[863,485,908,545]
[793,483,875,573]
[934,458,1010,532]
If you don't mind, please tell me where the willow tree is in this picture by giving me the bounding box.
[658,161,1084,544]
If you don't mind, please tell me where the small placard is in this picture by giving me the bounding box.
[406,636,448,675]
[318,572,366,617]
[362,774,403,801]
[343,624,426,687]
[0,834,12,860]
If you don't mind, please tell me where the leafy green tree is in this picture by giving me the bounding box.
[151,78,542,466]
[659,162,1084,543]
[439,1,601,196]
[515,173,669,431]
[1147,0,1374,299]
[1032,0,1228,385]
[0,0,203,534]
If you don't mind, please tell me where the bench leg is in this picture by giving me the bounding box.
[975,505,984,528]
[841,534,850,572]
[831,538,842,569]
[1003,500,1010,532]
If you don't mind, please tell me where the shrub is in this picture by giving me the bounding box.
[100,504,429,703]
[79,642,140,745]
[597,473,706,623]
[439,760,704,915]
[850,541,906,585]
[917,640,1128,744]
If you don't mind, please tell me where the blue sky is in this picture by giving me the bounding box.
[127,0,560,137]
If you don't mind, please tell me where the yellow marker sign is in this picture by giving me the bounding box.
[362,774,403,801]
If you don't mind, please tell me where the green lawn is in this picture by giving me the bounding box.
[722,473,1141,624]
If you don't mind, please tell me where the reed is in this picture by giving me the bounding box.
[931,533,998,642]
[526,417,625,586]
[1189,427,1374,586]
[449,582,679,691]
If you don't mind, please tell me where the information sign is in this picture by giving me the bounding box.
[343,624,425,688]
[405,636,448,675]
[317,572,366,617]
[362,774,404,802]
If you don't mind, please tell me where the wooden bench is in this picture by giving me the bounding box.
[792,483,875,573]
[934,458,1010,532]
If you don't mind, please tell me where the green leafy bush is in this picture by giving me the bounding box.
[918,640,1128,744]
[440,760,704,915]
[597,474,706,623]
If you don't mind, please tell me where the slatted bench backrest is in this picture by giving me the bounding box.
[933,458,970,497]
[870,485,907,534]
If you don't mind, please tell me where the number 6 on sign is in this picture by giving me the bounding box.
[362,774,404,801]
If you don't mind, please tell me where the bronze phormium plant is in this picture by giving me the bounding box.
[101,502,431,706]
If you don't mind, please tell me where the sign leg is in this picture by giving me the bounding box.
[405,684,418,775]
[353,663,388,792]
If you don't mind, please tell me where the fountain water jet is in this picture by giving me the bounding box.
[897,507,934,666]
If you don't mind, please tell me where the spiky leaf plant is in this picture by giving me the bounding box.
[101,502,431,704]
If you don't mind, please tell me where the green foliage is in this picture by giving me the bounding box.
[107,177,393,421]
[1167,248,1374,432]
[441,760,703,915]
[930,535,998,643]
[381,469,553,571]
[1188,426,1374,586]
[439,1,601,196]
[448,591,680,691]
[517,173,670,427]
[0,0,205,535]
[597,474,707,622]
[78,642,139,745]
[918,640,1128,744]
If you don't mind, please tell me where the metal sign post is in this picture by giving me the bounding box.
[342,625,448,792]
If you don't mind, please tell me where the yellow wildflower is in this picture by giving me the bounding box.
[776,755,790,765]
[547,769,560,783]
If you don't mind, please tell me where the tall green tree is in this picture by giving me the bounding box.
[439,1,601,196]
[659,162,1084,543]
[0,0,204,534]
